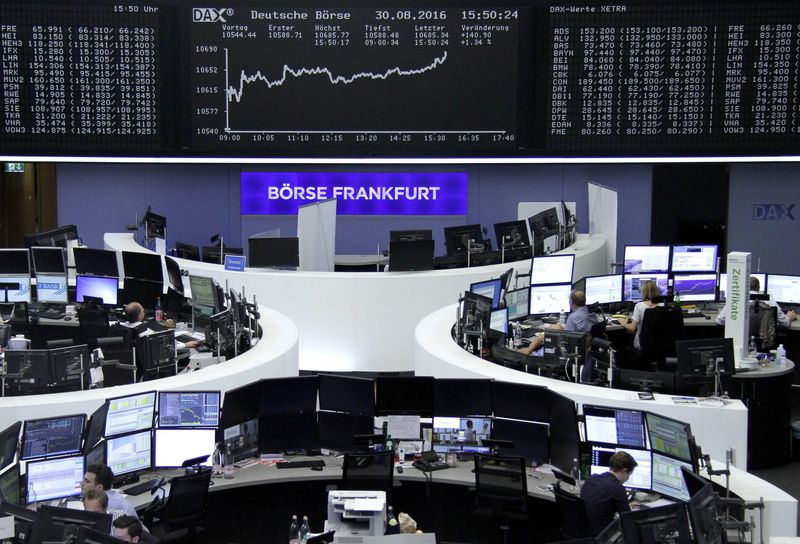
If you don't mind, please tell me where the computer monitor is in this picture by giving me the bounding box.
[73,248,119,278]
[433,378,492,417]
[491,382,550,422]
[504,287,530,321]
[223,418,259,462]
[86,441,106,468]
[529,284,571,315]
[21,414,85,460]
[104,391,156,438]
[318,374,375,416]
[671,245,718,273]
[375,376,435,417]
[0,422,21,471]
[259,376,318,416]
[583,405,647,448]
[0,249,30,275]
[494,220,530,249]
[651,452,692,501]
[36,273,69,304]
[492,418,549,465]
[189,275,219,314]
[389,229,433,243]
[388,240,434,271]
[134,329,175,377]
[24,224,78,248]
[623,274,669,302]
[154,428,215,468]
[433,416,491,446]
[0,464,20,505]
[766,274,800,304]
[589,445,652,490]
[676,338,735,390]
[530,255,574,286]
[174,242,200,261]
[318,411,374,452]
[258,413,319,454]
[645,412,694,465]
[619,503,691,544]
[2,350,49,393]
[584,274,624,305]
[32,247,67,274]
[490,308,508,336]
[143,210,166,240]
[76,275,119,305]
[25,455,85,503]
[616,368,677,394]
[443,224,484,255]
[0,275,31,303]
[623,246,671,273]
[673,274,717,302]
[119,278,163,310]
[221,380,263,428]
[470,278,503,309]
[248,237,300,269]
[718,273,765,301]
[542,330,589,368]
[105,430,152,476]
[84,404,109,454]
[459,291,492,341]
[207,309,235,355]
[164,256,184,295]
[49,344,91,390]
[121,251,163,282]
[686,483,725,544]
[35,504,112,539]
[527,208,561,253]
[158,391,221,427]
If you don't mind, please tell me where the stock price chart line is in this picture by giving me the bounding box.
[190,5,525,152]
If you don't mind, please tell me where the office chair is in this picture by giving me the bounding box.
[77,306,110,350]
[340,451,394,500]
[637,306,684,371]
[473,454,530,544]
[46,338,73,349]
[143,470,211,543]
[0,324,10,349]
[552,480,593,540]
[751,303,777,351]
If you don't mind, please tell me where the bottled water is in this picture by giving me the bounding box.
[289,515,300,544]
[300,515,310,543]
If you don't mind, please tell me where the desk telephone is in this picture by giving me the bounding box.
[413,451,449,472]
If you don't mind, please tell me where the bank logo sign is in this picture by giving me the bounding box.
[752,203,795,221]
[241,172,468,215]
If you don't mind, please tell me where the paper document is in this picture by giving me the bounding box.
[352,498,384,512]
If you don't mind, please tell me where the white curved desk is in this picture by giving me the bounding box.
[104,232,607,372]
[0,305,299,430]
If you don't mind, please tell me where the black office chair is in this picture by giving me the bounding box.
[143,470,211,543]
[77,306,110,350]
[0,324,10,349]
[340,451,395,499]
[552,480,593,540]
[473,454,531,544]
[751,302,777,351]
[638,306,684,370]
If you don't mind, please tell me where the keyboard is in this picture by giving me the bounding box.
[276,459,325,469]
[520,327,538,339]
[682,311,707,319]
[176,333,201,343]
[37,309,66,320]
[124,478,163,496]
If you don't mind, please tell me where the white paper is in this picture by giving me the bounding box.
[0,516,14,539]
[352,498,384,512]
[386,416,420,440]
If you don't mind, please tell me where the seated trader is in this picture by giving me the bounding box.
[517,289,599,355]
[113,515,146,543]
[620,281,661,351]
[83,488,125,522]
[715,276,797,328]
[123,301,199,349]
[581,451,638,536]
[81,463,138,518]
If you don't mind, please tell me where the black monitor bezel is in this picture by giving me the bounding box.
[21,413,86,461]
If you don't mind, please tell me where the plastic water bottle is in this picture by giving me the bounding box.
[570,457,581,487]
[559,311,566,325]
[223,443,234,479]
[748,336,757,357]
[211,442,223,478]
[512,322,522,349]
[155,296,163,322]
[385,506,400,535]
[674,291,682,308]
[289,515,300,544]
[776,344,786,366]
[300,516,310,543]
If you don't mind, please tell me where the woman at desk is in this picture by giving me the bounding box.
[620,281,661,350]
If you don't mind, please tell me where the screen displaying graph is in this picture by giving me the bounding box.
[188,5,527,153]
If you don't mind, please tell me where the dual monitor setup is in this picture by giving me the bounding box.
[176,237,299,270]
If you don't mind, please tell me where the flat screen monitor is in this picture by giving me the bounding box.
[584,274,624,305]
[2,350,49,390]
[260,376,318,416]
[154,428,215,468]
[318,411,374,452]
[174,242,200,261]
[375,376,435,417]
[84,404,109,453]
[470,278,503,309]
[26,455,85,503]
[105,430,152,476]
[490,308,508,336]
[21,414,85,460]
[504,287,530,321]
[529,284,571,315]
[104,391,156,438]
[119,278,163,310]
[389,229,432,243]
[35,504,112,539]
[86,442,106,469]
[0,422,20,471]
[0,249,30,275]
[491,382,550,422]
[221,380,263,428]
[433,378,492,417]
[676,338,735,382]
[248,237,300,268]
[718,273,765,301]
[646,412,694,464]
[36,273,69,304]
[619,503,691,544]
[73,248,119,278]
[134,330,175,375]
[388,240,434,271]
[49,344,91,389]
[494,220,530,249]
[624,246,671,274]
[143,211,166,239]
[121,251,163,282]
[258,413,318,454]
[76,275,118,305]
[223,418,259,462]
[589,445,652,490]
[530,255,574,286]
[32,247,66,274]
[158,391,221,428]
[492,418,549,465]
[623,274,669,302]
[583,405,647,449]
[24,224,78,248]
[528,207,560,239]
[671,245,718,273]
[673,274,717,302]
[651,453,692,502]
[189,275,218,313]
[164,256,184,295]
[318,374,375,416]
[0,464,20,505]
[443,224,483,255]
[433,416,491,447]
[766,274,800,304]
[460,291,492,339]
[0,275,31,303]
[687,483,725,544]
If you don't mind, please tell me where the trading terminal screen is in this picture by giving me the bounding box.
[104,391,156,438]
[583,406,647,449]
[529,284,571,315]
[584,275,623,305]
[623,246,671,274]
[154,429,215,468]
[651,452,692,502]
[470,278,503,309]
[158,391,221,427]
[766,274,800,304]
[671,245,718,273]
[26,455,85,504]
[504,287,530,321]
[623,274,669,302]
[21,415,86,460]
[672,274,718,302]
[645,413,693,464]
[530,255,575,285]
[106,430,152,476]
[589,445,652,490]
[490,308,508,335]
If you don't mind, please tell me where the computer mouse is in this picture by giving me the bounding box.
[310,465,323,471]
[64,316,72,321]
[396,466,403,473]
[705,315,711,320]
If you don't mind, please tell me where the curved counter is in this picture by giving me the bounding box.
[414,304,749,470]
[105,232,607,372]
[0,304,299,430]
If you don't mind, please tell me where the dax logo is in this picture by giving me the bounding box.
[192,8,232,22]
[752,203,796,221]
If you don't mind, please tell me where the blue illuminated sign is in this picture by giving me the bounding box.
[240,172,468,215]
[224,255,246,272]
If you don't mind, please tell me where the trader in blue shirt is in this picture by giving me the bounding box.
[581,451,637,535]
[562,290,600,333]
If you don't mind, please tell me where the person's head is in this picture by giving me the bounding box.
[570,290,587,310]
[750,276,761,292]
[81,464,115,495]
[466,419,473,429]
[124,302,145,323]
[112,515,143,543]
[609,451,638,484]
[640,281,661,302]
[82,488,108,513]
